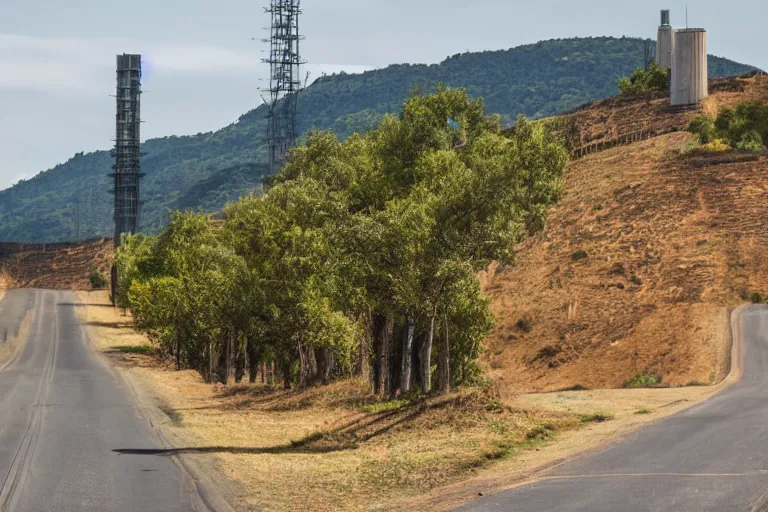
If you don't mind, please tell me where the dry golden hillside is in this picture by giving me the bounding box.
[484,74,768,392]
[0,238,113,290]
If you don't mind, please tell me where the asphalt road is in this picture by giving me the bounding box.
[459,305,768,512]
[0,289,206,512]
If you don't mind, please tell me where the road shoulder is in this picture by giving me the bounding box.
[73,291,237,512]
[396,305,747,511]
[0,291,35,372]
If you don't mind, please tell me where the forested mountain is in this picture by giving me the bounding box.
[0,36,757,242]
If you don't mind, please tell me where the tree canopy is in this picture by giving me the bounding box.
[116,87,568,395]
[617,61,671,95]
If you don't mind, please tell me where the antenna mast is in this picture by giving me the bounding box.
[262,0,305,175]
[111,54,144,247]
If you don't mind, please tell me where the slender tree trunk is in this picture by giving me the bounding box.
[246,337,261,384]
[297,338,317,388]
[357,311,373,383]
[326,351,334,382]
[175,333,181,371]
[260,363,265,384]
[400,315,415,393]
[438,316,451,394]
[234,334,246,384]
[421,307,437,394]
[225,330,233,386]
[217,338,228,385]
[266,361,274,386]
[315,348,333,385]
[282,358,291,390]
[377,314,393,396]
[208,342,214,384]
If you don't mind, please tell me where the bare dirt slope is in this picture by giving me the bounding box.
[485,74,768,392]
[0,238,113,290]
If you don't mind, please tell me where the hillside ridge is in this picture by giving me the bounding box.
[0,36,757,243]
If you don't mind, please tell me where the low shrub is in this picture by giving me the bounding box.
[687,102,768,151]
[617,62,671,95]
[571,250,589,261]
[535,345,560,360]
[580,412,613,423]
[89,269,108,290]
[525,422,558,440]
[515,316,533,333]
[736,130,766,152]
[624,372,663,388]
[687,114,717,144]
[698,139,731,153]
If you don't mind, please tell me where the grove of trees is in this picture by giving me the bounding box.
[115,87,567,395]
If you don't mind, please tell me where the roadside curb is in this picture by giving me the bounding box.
[725,304,748,385]
[119,369,238,512]
[75,293,238,512]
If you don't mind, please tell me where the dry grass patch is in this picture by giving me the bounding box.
[159,382,592,510]
[0,268,18,303]
[133,373,590,512]
[74,291,595,511]
[0,308,32,370]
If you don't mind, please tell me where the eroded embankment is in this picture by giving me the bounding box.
[484,75,768,393]
[0,238,112,290]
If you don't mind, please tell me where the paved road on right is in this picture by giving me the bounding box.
[459,305,768,512]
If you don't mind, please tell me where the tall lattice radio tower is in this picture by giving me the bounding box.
[262,0,305,174]
[110,54,144,247]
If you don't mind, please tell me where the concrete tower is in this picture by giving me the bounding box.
[656,10,674,69]
[671,29,708,106]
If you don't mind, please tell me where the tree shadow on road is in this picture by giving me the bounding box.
[113,444,355,456]
[58,302,114,308]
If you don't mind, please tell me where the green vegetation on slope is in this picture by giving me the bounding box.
[116,88,568,393]
[0,36,757,242]
[688,101,768,151]
[618,61,671,95]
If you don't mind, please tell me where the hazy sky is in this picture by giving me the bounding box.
[1,0,765,190]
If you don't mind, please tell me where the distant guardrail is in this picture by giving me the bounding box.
[571,126,684,160]
[0,238,110,259]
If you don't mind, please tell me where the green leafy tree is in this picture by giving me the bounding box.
[618,61,671,95]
